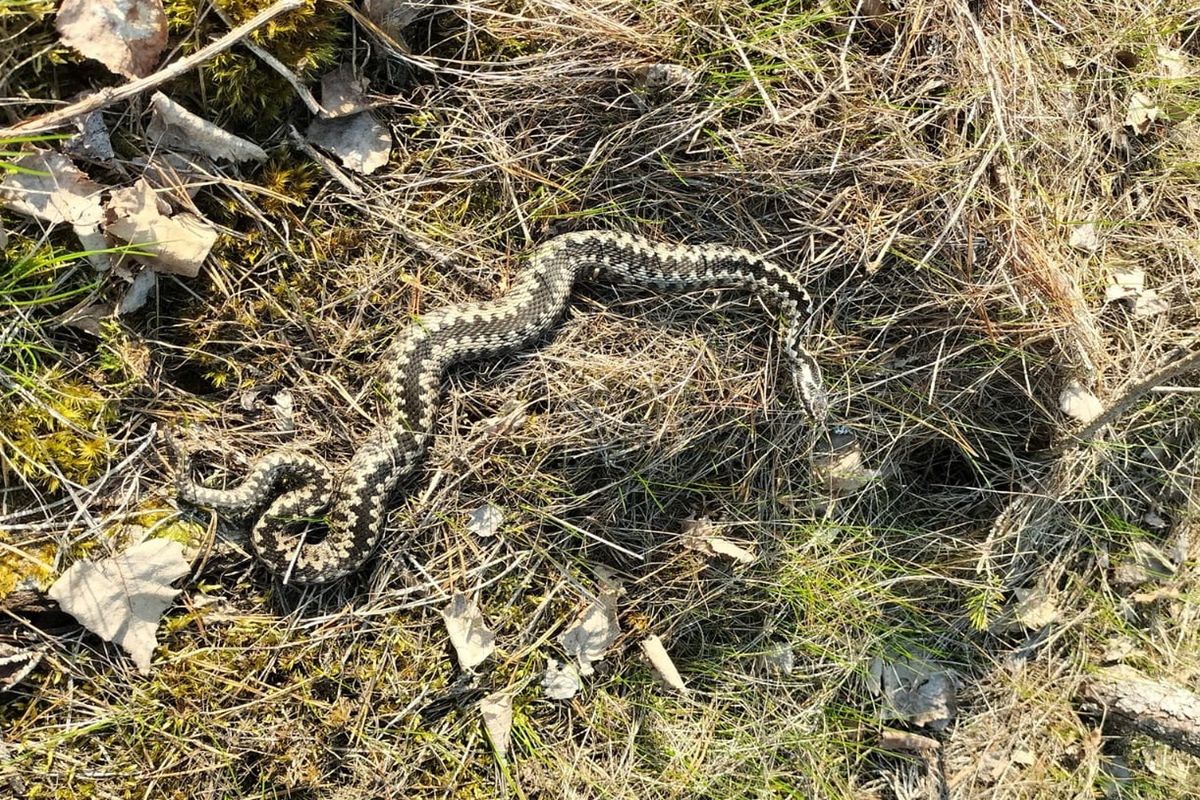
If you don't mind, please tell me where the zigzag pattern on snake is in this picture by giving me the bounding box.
[174,230,829,583]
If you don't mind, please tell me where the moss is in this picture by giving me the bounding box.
[0,532,55,596]
[0,368,116,492]
[256,152,322,215]
[165,0,346,131]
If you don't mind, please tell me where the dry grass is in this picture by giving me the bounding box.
[3,0,1200,797]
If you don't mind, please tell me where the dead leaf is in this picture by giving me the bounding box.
[641,635,687,693]
[541,657,581,700]
[1104,268,1170,319]
[878,728,940,754]
[558,590,619,676]
[320,65,373,118]
[812,429,879,496]
[995,583,1060,632]
[1113,541,1176,586]
[1130,289,1168,319]
[440,592,495,670]
[306,113,391,175]
[363,0,422,40]
[1157,46,1190,79]
[704,537,756,564]
[64,109,115,161]
[1059,380,1103,424]
[868,652,958,730]
[0,149,105,228]
[1011,749,1036,768]
[1105,267,1145,302]
[104,178,218,277]
[467,504,503,538]
[147,93,268,163]
[1126,92,1164,133]
[118,267,158,315]
[48,539,190,673]
[758,643,795,675]
[479,690,513,756]
[56,0,167,79]
[1069,223,1101,253]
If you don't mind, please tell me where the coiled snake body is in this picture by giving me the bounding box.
[176,231,828,583]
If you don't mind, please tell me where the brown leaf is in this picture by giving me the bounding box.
[440,593,495,670]
[869,652,958,730]
[1069,222,1101,253]
[467,504,504,538]
[559,590,620,676]
[104,178,218,277]
[320,64,373,118]
[147,93,268,163]
[1059,380,1103,424]
[48,539,190,673]
[0,150,105,228]
[363,0,422,40]
[56,0,167,79]
[306,113,392,175]
[1126,92,1165,134]
[641,635,687,693]
[479,691,513,756]
[541,657,581,700]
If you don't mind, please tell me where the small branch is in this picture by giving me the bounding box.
[877,728,941,754]
[1082,665,1200,757]
[0,0,306,138]
[1052,345,1200,455]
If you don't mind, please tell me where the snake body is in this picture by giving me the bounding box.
[176,231,828,583]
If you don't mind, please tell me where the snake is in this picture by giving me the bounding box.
[174,231,829,583]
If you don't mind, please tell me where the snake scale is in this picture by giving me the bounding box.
[175,231,829,583]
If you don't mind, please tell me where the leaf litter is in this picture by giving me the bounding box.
[467,504,504,538]
[56,0,168,80]
[1059,380,1104,424]
[1104,267,1169,319]
[867,649,958,730]
[640,635,687,694]
[440,592,496,671]
[104,178,218,277]
[48,539,191,674]
[542,657,581,701]
[0,150,105,229]
[479,690,513,756]
[147,92,268,163]
[306,65,391,175]
[558,588,620,676]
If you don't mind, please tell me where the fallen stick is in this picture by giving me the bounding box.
[1082,665,1200,757]
[0,0,305,139]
